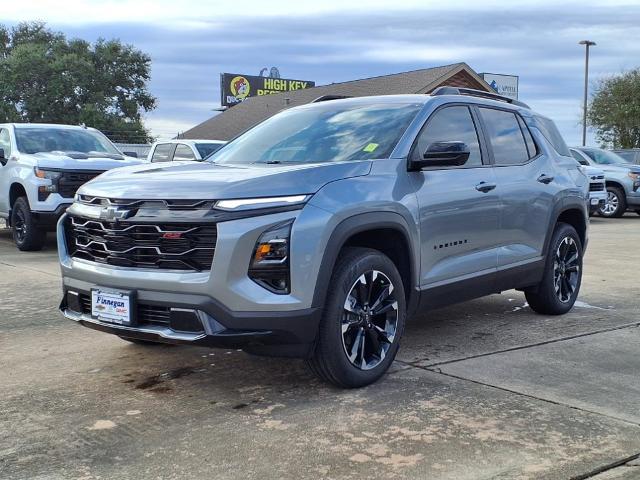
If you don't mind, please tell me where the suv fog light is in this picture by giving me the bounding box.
[248,220,293,294]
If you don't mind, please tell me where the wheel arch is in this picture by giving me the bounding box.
[544,201,588,256]
[311,212,419,315]
[9,182,27,207]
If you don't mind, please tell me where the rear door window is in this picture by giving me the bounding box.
[479,108,529,165]
[174,144,197,161]
[151,144,173,162]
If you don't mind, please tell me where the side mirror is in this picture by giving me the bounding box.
[0,148,6,166]
[409,141,470,170]
[122,151,138,158]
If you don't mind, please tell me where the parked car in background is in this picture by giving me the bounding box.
[147,139,226,163]
[612,149,640,165]
[570,147,640,217]
[581,164,607,216]
[59,89,589,388]
[0,123,145,250]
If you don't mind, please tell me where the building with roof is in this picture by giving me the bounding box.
[183,62,493,140]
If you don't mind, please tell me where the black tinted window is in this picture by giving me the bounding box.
[196,143,224,158]
[528,116,571,157]
[570,150,589,165]
[151,144,172,162]
[414,106,482,166]
[517,116,537,158]
[479,108,529,165]
[174,144,196,161]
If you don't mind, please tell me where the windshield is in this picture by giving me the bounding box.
[15,127,121,156]
[581,148,630,165]
[211,102,423,165]
[196,143,225,159]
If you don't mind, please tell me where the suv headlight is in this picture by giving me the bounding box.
[248,220,293,294]
[215,195,309,211]
[34,168,63,200]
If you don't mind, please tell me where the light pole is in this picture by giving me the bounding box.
[579,40,596,146]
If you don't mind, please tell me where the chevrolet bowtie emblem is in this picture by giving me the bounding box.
[99,206,130,221]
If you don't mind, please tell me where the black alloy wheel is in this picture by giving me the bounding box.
[341,270,399,371]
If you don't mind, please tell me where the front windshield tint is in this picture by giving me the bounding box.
[582,148,629,165]
[15,127,120,155]
[212,102,423,165]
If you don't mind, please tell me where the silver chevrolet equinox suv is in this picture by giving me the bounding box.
[59,88,589,388]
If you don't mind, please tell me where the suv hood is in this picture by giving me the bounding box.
[30,152,144,171]
[78,161,373,199]
[583,165,604,177]
[600,163,640,174]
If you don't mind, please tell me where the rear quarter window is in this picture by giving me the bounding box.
[527,116,572,157]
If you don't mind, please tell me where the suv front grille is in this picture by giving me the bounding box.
[59,171,105,199]
[66,216,217,271]
[589,182,605,192]
[78,294,171,327]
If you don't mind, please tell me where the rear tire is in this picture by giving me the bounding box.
[307,247,406,388]
[11,197,46,251]
[598,186,626,218]
[525,223,583,315]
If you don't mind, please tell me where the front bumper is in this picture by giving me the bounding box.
[57,203,334,357]
[60,284,321,357]
[31,204,72,229]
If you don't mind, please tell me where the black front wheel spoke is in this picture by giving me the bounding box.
[553,236,580,303]
[341,269,399,371]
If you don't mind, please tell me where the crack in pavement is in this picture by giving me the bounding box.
[399,321,640,368]
[570,452,640,480]
[0,260,59,278]
[395,323,640,428]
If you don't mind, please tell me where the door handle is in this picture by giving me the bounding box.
[475,181,496,193]
[537,174,554,184]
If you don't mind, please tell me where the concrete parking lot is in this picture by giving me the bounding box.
[1,215,639,480]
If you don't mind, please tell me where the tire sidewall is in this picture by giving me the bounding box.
[320,249,406,387]
[543,224,583,312]
[11,198,30,249]
[599,187,625,217]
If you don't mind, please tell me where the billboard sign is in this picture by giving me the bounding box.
[220,73,315,107]
[480,73,519,100]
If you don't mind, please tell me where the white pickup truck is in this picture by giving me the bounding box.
[0,123,144,250]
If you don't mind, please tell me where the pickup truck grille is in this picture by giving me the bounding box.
[589,182,605,192]
[58,171,105,199]
[65,215,217,271]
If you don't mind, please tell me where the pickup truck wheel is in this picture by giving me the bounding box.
[307,247,406,388]
[598,186,626,218]
[11,197,46,251]
[525,223,582,315]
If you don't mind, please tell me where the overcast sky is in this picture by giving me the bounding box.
[3,0,640,145]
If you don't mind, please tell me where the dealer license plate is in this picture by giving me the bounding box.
[91,289,132,325]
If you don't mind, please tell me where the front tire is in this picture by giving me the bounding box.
[525,223,583,315]
[598,186,626,218]
[11,197,46,251]
[307,247,406,388]
[635,210,640,216]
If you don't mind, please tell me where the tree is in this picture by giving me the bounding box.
[588,69,640,149]
[0,22,156,143]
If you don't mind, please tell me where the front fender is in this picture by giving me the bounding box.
[310,211,420,314]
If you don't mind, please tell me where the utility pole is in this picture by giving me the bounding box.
[579,40,596,146]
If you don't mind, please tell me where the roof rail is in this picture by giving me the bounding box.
[311,95,352,103]
[431,86,530,109]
